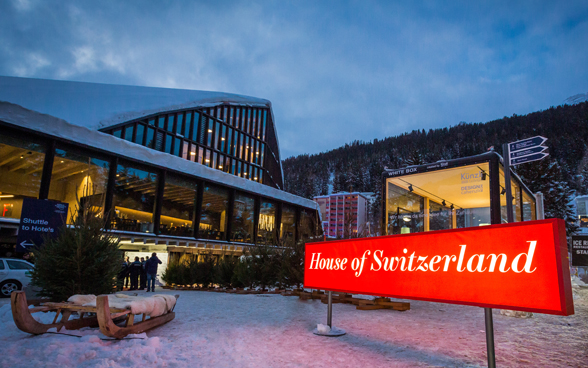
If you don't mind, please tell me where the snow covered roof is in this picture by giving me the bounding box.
[0,100,317,210]
[0,76,271,130]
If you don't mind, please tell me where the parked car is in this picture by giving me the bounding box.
[0,258,35,298]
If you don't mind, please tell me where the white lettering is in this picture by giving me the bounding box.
[512,241,537,273]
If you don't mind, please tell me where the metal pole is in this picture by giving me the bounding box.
[484,308,496,368]
[327,291,333,328]
[502,143,514,223]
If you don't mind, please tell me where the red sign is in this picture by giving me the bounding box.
[304,219,573,316]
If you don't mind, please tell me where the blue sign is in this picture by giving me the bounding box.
[16,198,69,252]
[508,136,547,152]
[510,152,549,166]
[510,146,548,159]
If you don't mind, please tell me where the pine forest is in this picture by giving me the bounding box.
[282,102,588,235]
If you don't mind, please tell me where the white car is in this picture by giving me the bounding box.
[0,258,35,298]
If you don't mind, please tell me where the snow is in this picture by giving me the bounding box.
[0,76,270,130]
[316,323,331,334]
[0,101,318,211]
[1,285,587,367]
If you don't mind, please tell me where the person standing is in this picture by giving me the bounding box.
[124,256,131,289]
[118,257,129,291]
[129,257,142,290]
[140,257,147,290]
[145,252,162,292]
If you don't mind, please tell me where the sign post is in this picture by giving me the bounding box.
[305,219,573,365]
[16,198,69,252]
[502,136,549,224]
[571,235,588,267]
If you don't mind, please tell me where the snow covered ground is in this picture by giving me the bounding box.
[0,285,587,368]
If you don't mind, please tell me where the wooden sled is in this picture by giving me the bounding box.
[11,291,179,339]
[11,291,103,334]
[96,294,178,339]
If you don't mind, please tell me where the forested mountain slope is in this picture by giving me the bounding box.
[283,102,588,234]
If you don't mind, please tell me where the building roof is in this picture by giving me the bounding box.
[314,192,369,200]
[0,75,270,130]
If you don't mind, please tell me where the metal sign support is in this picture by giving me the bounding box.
[327,291,333,327]
[502,143,515,223]
[313,290,345,337]
[484,308,496,368]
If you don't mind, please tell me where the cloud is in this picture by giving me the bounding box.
[0,0,587,158]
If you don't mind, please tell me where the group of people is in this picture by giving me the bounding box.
[118,252,162,292]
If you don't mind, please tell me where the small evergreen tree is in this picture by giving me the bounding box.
[515,159,579,236]
[232,251,254,289]
[31,188,121,301]
[215,254,237,288]
[279,240,305,289]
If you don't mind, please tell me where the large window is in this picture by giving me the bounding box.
[160,174,197,237]
[103,106,277,188]
[522,190,536,221]
[386,163,492,234]
[231,192,255,243]
[280,204,296,244]
[199,184,229,240]
[48,147,110,224]
[257,200,276,244]
[112,162,159,233]
[0,133,46,220]
[299,209,316,240]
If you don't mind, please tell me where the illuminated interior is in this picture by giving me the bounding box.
[0,137,46,220]
[386,163,492,235]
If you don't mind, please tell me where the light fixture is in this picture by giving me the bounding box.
[205,159,210,162]
[501,187,506,195]
[442,200,446,206]
[60,160,64,163]
[190,152,196,155]
[221,137,225,140]
[408,184,413,192]
[208,129,213,133]
[254,177,258,180]
[450,204,454,210]
[481,172,487,180]
[0,195,15,199]
[218,165,223,169]
[402,216,411,222]
[20,155,24,159]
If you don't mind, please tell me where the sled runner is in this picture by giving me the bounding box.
[11,291,179,339]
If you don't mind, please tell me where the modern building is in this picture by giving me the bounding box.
[314,192,369,238]
[575,195,588,234]
[0,76,320,269]
[382,153,538,235]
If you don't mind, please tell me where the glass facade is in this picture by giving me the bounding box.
[384,156,537,235]
[102,104,283,189]
[0,134,46,220]
[231,192,255,243]
[160,174,197,237]
[48,147,110,224]
[257,200,276,245]
[386,163,493,234]
[112,162,159,233]
[199,184,229,240]
[280,204,296,243]
[0,119,317,249]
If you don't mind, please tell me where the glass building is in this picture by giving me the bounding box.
[0,76,319,266]
[382,152,538,235]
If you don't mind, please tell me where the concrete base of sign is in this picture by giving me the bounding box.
[313,326,346,337]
